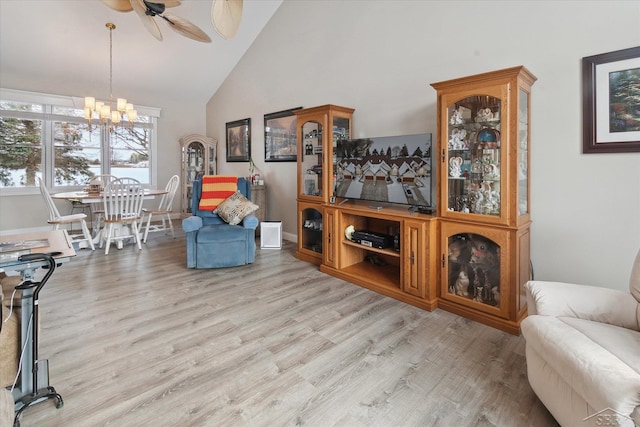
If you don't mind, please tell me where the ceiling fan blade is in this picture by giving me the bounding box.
[132,0,163,41]
[211,0,243,40]
[162,13,212,43]
[101,0,133,12]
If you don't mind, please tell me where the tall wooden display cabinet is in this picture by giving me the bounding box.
[431,66,536,334]
[179,134,217,216]
[294,105,354,265]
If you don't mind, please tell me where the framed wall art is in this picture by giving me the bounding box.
[582,46,640,153]
[226,118,251,162]
[264,107,302,162]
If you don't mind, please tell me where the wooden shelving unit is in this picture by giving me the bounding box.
[431,66,536,334]
[296,69,536,335]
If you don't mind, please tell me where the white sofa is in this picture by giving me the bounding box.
[521,250,640,427]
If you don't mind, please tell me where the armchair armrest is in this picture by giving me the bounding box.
[525,280,639,330]
[241,214,258,230]
[182,216,203,233]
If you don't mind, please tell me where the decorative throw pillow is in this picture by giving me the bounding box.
[214,191,259,225]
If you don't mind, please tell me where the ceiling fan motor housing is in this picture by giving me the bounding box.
[143,0,165,16]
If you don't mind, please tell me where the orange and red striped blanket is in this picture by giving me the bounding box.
[198,175,237,211]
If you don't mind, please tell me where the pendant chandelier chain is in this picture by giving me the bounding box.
[108,22,114,108]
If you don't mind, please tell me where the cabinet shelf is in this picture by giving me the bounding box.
[342,239,400,258]
[340,261,401,290]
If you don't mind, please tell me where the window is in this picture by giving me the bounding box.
[0,89,159,193]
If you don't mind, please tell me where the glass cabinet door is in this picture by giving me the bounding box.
[447,233,501,307]
[300,121,323,198]
[301,207,323,253]
[207,145,217,175]
[518,89,529,216]
[186,141,204,185]
[331,116,350,196]
[446,95,502,217]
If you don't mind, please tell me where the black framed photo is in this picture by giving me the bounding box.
[226,118,251,162]
[264,107,302,162]
[582,46,640,153]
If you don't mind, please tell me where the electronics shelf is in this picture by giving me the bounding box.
[320,199,438,311]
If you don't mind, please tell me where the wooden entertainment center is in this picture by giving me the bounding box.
[321,202,439,311]
[294,67,536,335]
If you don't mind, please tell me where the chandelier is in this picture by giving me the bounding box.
[84,23,136,129]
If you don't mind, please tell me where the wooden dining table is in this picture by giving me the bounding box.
[52,188,167,249]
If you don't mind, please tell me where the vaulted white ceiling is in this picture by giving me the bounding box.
[0,0,282,107]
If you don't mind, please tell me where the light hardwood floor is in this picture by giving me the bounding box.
[14,231,558,427]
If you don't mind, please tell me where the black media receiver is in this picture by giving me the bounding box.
[351,231,394,249]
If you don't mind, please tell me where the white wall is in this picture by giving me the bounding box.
[207,0,640,291]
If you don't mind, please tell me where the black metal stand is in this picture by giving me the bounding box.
[10,253,63,427]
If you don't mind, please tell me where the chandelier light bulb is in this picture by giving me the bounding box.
[100,104,111,120]
[84,97,95,110]
[117,98,127,113]
[127,109,137,123]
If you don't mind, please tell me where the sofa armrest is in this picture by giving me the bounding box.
[241,214,258,230]
[182,216,203,233]
[525,280,639,331]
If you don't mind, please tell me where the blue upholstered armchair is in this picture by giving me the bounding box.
[182,177,258,268]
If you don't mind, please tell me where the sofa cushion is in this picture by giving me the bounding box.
[522,315,640,420]
[214,191,258,225]
[196,224,247,243]
[561,316,640,373]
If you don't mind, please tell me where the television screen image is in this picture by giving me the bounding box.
[335,133,433,207]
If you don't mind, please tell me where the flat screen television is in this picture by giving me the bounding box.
[335,133,433,209]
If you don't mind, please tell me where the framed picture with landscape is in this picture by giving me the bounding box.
[264,107,302,162]
[226,118,251,162]
[582,46,640,153]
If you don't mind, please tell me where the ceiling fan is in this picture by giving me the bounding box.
[102,0,243,42]
[102,0,212,43]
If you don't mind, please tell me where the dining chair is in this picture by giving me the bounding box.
[37,177,95,250]
[140,175,180,243]
[88,174,116,235]
[67,199,91,234]
[100,177,145,255]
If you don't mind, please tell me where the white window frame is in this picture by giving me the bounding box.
[0,88,160,196]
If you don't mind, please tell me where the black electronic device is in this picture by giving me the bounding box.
[410,205,434,215]
[351,231,394,249]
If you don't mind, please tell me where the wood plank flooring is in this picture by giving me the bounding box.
[12,231,558,426]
